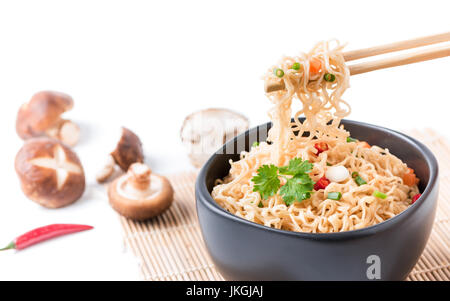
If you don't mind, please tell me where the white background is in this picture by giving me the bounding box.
[0,0,449,280]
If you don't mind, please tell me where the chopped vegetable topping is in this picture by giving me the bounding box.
[258,201,264,208]
[403,168,419,186]
[326,165,350,183]
[326,162,332,166]
[347,137,357,143]
[252,141,260,147]
[314,176,330,190]
[314,142,329,154]
[309,58,322,74]
[359,141,371,148]
[274,68,284,78]
[352,172,367,186]
[373,190,387,199]
[355,175,367,186]
[324,73,336,82]
[252,158,314,206]
[327,192,342,200]
[291,62,301,71]
[411,193,421,204]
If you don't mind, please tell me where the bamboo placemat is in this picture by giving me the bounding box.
[120,128,449,281]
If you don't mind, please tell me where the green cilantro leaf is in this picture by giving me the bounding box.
[251,164,280,200]
[251,158,315,205]
[278,158,313,175]
[279,174,315,205]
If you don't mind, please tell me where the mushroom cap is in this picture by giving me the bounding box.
[108,173,173,220]
[15,137,85,208]
[16,91,74,139]
[180,108,249,167]
[110,127,144,171]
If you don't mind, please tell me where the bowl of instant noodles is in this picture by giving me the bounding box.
[195,118,439,280]
[196,40,439,280]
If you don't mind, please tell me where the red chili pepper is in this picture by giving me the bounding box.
[314,142,329,154]
[411,193,422,204]
[314,176,330,190]
[0,224,93,251]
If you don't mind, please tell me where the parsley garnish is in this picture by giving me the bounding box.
[280,174,314,205]
[251,158,314,206]
[251,165,280,200]
[278,157,313,175]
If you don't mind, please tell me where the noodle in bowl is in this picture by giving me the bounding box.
[212,135,419,233]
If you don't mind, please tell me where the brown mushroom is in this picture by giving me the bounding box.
[16,91,80,146]
[110,127,144,171]
[15,137,85,208]
[180,108,249,167]
[95,127,144,184]
[96,154,116,183]
[108,163,173,220]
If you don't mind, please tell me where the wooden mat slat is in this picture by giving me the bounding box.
[121,129,449,281]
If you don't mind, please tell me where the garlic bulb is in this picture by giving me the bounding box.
[325,166,350,183]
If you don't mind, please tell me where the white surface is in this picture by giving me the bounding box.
[0,0,449,280]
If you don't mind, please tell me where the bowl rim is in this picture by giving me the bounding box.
[196,118,439,240]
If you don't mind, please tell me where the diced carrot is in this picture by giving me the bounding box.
[309,58,322,75]
[359,141,370,148]
[403,168,419,186]
[403,173,416,186]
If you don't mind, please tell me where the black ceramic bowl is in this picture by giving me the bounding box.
[195,119,439,280]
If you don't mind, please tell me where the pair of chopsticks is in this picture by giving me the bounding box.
[265,32,450,92]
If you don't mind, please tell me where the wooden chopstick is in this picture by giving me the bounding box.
[343,32,450,61]
[348,43,450,75]
[264,32,450,93]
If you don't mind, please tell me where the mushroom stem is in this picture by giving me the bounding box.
[58,120,80,147]
[127,163,151,191]
[44,119,80,147]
